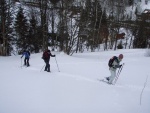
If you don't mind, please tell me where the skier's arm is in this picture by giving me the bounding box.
[21,52,25,58]
[114,64,122,68]
[112,60,121,68]
[50,53,55,57]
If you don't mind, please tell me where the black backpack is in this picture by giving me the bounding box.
[108,56,118,67]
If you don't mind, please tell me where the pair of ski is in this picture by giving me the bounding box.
[98,78,112,85]
[20,65,30,68]
[98,78,118,85]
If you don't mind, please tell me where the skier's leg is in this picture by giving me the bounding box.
[24,58,27,65]
[27,58,30,66]
[108,70,116,84]
[47,63,50,72]
[44,61,48,71]
[44,60,50,71]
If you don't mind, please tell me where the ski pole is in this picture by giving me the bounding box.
[114,63,124,84]
[114,68,121,85]
[55,56,60,72]
[21,58,22,68]
[117,65,123,77]
[40,65,45,72]
[114,65,123,84]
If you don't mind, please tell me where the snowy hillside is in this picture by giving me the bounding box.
[0,49,150,113]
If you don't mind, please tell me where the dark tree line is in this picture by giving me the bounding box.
[0,0,149,56]
[0,0,14,56]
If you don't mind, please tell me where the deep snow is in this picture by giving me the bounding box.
[0,49,150,113]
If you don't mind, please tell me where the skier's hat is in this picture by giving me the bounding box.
[119,54,123,59]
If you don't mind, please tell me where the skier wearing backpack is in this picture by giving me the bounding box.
[42,49,55,72]
[106,54,123,84]
[21,50,30,67]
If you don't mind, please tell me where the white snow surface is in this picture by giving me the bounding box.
[0,49,150,113]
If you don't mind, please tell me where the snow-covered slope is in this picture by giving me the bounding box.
[0,49,150,113]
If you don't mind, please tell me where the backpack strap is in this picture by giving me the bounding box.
[113,56,119,63]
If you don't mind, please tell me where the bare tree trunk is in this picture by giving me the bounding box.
[0,0,7,56]
[114,33,118,50]
[2,19,6,56]
[129,35,133,49]
[91,0,98,52]
[39,0,48,51]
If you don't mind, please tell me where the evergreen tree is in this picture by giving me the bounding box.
[28,14,42,53]
[5,8,14,55]
[14,7,29,54]
[50,0,60,5]
[133,14,149,48]
[133,24,145,48]
[128,0,134,6]
[0,0,13,56]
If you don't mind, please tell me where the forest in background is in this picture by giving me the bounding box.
[0,0,150,56]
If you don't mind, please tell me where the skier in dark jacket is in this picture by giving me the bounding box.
[21,50,30,67]
[42,49,55,72]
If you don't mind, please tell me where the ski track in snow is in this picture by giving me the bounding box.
[19,65,150,93]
